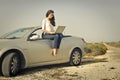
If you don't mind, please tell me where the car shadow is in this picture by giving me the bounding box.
[0,57,108,77]
[81,57,108,65]
[17,57,108,76]
[18,63,69,76]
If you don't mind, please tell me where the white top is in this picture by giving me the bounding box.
[42,18,55,32]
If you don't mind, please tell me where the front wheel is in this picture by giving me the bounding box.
[70,49,82,66]
[2,52,20,77]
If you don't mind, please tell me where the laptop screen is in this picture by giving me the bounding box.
[55,26,65,33]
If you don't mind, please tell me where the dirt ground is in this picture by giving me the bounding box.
[0,44,120,80]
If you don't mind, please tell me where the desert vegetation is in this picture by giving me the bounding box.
[85,43,108,56]
[106,41,120,48]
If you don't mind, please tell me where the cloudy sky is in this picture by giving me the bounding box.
[0,0,120,42]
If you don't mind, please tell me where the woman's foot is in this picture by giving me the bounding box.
[52,48,58,56]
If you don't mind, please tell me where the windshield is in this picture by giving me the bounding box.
[0,28,33,39]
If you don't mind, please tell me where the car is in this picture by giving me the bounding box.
[0,26,86,77]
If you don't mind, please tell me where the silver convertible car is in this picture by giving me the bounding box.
[0,27,86,77]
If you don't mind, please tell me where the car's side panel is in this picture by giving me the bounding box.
[0,36,85,69]
[26,39,63,67]
[59,36,86,62]
[0,40,30,68]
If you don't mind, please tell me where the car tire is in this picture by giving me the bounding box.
[2,52,20,77]
[70,48,82,66]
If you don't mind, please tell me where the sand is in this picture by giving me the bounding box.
[0,44,120,80]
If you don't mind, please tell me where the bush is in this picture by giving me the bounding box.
[85,43,107,56]
[84,47,92,53]
[106,41,120,48]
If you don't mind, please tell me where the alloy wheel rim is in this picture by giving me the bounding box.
[10,56,19,74]
[72,51,80,65]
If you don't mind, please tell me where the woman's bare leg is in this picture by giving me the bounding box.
[52,48,58,56]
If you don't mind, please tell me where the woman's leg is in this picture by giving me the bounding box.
[52,48,58,56]
[43,34,63,56]
[52,34,63,49]
[56,34,63,49]
[52,34,63,56]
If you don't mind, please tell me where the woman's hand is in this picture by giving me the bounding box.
[49,31,55,34]
[42,30,55,34]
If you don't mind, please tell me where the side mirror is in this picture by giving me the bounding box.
[29,34,39,40]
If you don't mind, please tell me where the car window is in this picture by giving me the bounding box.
[1,28,32,39]
[32,29,43,39]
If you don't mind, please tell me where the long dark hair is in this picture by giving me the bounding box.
[46,10,56,26]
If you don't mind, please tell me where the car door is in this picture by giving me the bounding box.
[27,29,63,65]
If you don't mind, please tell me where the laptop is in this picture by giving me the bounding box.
[55,26,65,33]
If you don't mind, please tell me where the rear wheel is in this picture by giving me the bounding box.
[2,52,20,77]
[70,49,82,66]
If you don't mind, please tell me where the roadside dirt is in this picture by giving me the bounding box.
[0,44,120,80]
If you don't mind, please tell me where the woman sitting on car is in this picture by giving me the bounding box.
[42,10,63,56]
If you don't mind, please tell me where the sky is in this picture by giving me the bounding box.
[0,0,120,42]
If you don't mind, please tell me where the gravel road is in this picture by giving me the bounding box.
[0,44,120,80]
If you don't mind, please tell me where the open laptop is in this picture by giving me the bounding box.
[55,26,65,34]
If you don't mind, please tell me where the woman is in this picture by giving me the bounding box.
[42,10,63,56]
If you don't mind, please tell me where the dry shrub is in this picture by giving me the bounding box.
[85,43,107,56]
[106,41,120,48]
